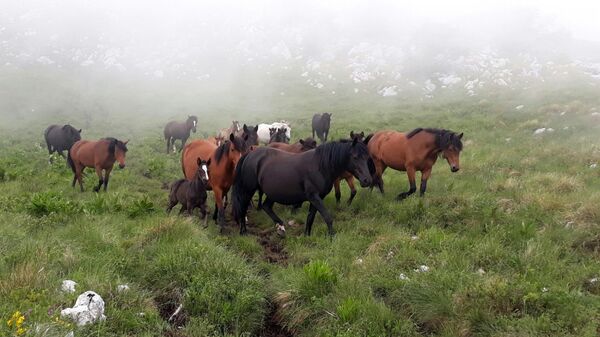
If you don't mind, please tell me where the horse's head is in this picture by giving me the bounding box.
[441,132,463,172]
[242,124,259,146]
[228,133,249,167]
[187,115,198,133]
[110,139,128,169]
[269,127,277,137]
[349,130,365,142]
[322,113,332,127]
[196,157,211,185]
[63,125,82,143]
[215,135,225,146]
[299,137,317,151]
[347,138,372,187]
[232,121,241,132]
[270,128,288,143]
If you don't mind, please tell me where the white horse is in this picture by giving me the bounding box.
[257,121,291,144]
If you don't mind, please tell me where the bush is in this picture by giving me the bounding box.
[300,260,337,299]
[127,195,155,218]
[26,191,79,216]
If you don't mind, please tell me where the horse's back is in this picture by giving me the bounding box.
[182,140,217,179]
[369,130,410,167]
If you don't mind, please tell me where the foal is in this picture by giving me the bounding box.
[167,158,210,223]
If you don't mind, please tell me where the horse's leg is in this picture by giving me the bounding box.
[166,137,171,154]
[261,197,286,236]
[306,193,334,236]
[212,202,218,222]
[333,178,342,204]
[166,198,177,213]
[305,204,317,236]
[420,168,432,197]
[103,167,112,191]
[370,159,386,194]
[76,166,85,192]
[312,127,315,139]
[324,129,329,142]
[179,137,188,152]
[186,201,195,217]
[256,189,263,210]
[93,167,104,192]
[345,176,357,205]
[397,167,417,200]
[179,204,187,215]
[214,189,226,233]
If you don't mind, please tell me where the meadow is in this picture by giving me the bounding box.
[1,75,600,337]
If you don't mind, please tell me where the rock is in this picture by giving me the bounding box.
[515,105,524,110]
[542,287,549,293]
[117,284,130,292]
[398,273,409,280]
[533,128,546,135]
[61,280,77,293]
[477,268,486,275]
[61,291,106,326]
[414,265,430,273]
[590,163,597,169]
[410,235,419,241]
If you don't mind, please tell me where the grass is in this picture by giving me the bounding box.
[1,76,600,336]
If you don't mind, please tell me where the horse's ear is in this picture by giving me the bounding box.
[458,132,464,139]
[197,157,202,166]
[123,140,129,145]
[229,133,235,142]
[350,131,355,138]
[364,134,373,145]
[254,125,258,132]
[360,131,364,137]
[78,129,82,133]
[243,124,248,132]
[299,139,305,145]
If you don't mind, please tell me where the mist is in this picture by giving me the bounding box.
[2,0,600,130]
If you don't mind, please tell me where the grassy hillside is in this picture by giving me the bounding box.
[1,83,600,336]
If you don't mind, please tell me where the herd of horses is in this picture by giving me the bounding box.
[43,112,463,237]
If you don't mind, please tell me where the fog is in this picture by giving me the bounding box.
[1,0,600,128]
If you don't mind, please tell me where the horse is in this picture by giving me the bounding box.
[367,128,463,200]
[181,134,249,232]
[164,115,197,153]
[312,113,332,143]
[240,124,259,146]
[269,127,289,144]
[68,138,128,192]
[217,121,241,140]
[267,137,317,152]
[232,138,373,237]
[258,121,291,144]
[167,158,210,224]
[206,135,225,147]
[44,124,81,163]
[333,131,372,205]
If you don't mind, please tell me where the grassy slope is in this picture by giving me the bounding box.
[1,82,600,336]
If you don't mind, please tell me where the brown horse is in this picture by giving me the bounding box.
[68,138,128,192]
[367,128,463,200]
[268,137,317,152]
[181,134,249,231]
[206,135,225,147]
[217,121,241,140]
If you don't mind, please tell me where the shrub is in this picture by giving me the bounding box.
[26,191,79,216]
[127,195,155,218]
[300,260,337,299]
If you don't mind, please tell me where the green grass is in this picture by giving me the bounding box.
[1,79,600,336]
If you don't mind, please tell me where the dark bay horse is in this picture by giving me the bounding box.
[333,131,372,205]
[240,124,259,146]
[367,128,463,200]
[44,124,81,162]
[232,138,373,237]
[312,113,332,143]
[268,137,317,152]
[181,134,249,232]
[164,115,197,153]
[68,138,128,192]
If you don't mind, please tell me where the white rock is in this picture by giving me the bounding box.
[533,128,546,135]
[505,138,511,142]
[515,105,524,110]
[65,332,74,337]
[117,284,130,292]
[592,112,600,117]
[410,235,419,241]
[398,273,409,280]
[355,258,363,264]
[560,111,566,116]
[590,277,598,284]
[378,86,398,97]
[546,128,554,132]
[61,280,77,293]
[414,265,430,273]
[542,287,549,293]
[477,268,486,275]
[61,291,106,326]
[590,163,597,169]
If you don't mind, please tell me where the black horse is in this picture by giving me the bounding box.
[312,113,332,143]
[44,124,82,163]
[240,124,259,146]
[269,127,289,144]
[232,138,372,237]
[164,115,197,153]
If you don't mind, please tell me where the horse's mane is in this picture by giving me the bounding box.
[406,128,463,151]
[214,136,246,164]
[103,137,128,155]
[315,140,368,175]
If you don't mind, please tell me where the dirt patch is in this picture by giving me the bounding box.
[248,226,288,265]
[155,292,188,329]
[260,303,294,337]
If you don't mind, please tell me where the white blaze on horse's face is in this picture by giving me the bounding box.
[193,120,197,127]
[201,164,209,180]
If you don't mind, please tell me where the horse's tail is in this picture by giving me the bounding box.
[67,150,75,173]
[232,152,255,224]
